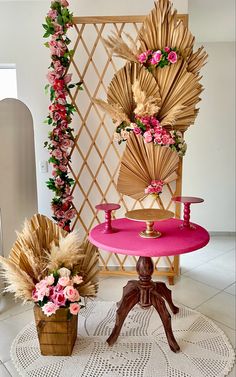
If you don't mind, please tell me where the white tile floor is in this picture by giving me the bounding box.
[0,235,235,376]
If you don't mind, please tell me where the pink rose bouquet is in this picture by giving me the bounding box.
[138,47,178,70]
[114,115,186,157]
[32,269,83,317]
[145,180,164,196]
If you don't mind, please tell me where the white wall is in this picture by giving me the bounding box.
[183,43,235,231]
[0,0,235,232]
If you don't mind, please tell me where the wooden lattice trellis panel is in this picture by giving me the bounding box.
[68,15,187,284]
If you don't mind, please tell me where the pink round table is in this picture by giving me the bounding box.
[89,218,209,353]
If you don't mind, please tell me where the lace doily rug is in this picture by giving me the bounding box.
[11,301,235,377]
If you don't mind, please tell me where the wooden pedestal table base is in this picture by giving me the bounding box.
[107,255,180,353]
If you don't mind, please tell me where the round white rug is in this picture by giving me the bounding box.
[11,301,235,377]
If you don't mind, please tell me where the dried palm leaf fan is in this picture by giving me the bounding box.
[94,62,161,123]
[117,133,179,200]
[101,0,207,132]
[0,214,99,301]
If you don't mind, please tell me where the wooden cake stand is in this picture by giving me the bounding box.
[125,208,174,238]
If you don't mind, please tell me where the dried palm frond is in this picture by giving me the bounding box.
[104,32,139,63]
[117,133,179,200]
[107,62,161,120]
[139,0,194,58]
[132,80,160,116]
[93,98,130,124]
[73,240,99,297]
[187,46,208,75]
[0,257,34,302]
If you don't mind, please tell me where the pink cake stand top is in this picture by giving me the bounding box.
[89,218,209,258]
[172,196,204,204]
[95,203,121,211]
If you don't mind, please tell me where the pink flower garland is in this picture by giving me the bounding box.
[138,47,178,69]
[43,0,81,231]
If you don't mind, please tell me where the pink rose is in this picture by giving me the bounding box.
[37,286,50,301]
[64,286,80,302]
[133,127,141,135]
[52,149,63,160]
[64,73,72,84]
[59,164,68,172]
[47,10,58,20]
[58,277,71,287]
[150,51,162,65]
[64,209,76,220]
[168,51,177,64]
[143,131,153,143]
[42,302,58,317]
[32,288,39,302]
[60,139,73,151]
[138,51,149,63]
[60,0,69,6]
[72,275,83,285]
[69,303,80,315]
[164,47,170,53]
[55,177,64,187]
[52,292,66,306]
[47,71,57,85]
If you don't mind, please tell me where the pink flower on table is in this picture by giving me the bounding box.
[64,286,80,302]
[42,302,59,317]
[143,131,153,143]
[168,51,177,64]
[72,275,83,285]
[69,303,80,315]
[58,277,71,287]
[150,50,162,65]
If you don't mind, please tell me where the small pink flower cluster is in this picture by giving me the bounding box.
[138,47,177,69]
[135,115,175,146]
[44,0,79,230]
[144,180,164,196]
[32,269,83,317]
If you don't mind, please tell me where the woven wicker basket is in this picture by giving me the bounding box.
[34,305,78,356]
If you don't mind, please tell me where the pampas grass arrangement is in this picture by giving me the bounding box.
[0,214,99,302]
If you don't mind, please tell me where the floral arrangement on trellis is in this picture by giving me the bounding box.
[43,0,81,231]
[95,0,207,200]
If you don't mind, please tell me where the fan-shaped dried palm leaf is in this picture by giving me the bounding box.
[104,32,139,63]
[132,81,160,116]
[187,46,208,75]
[139,0,194,58]
[0,257,34,302]
[117,133,179,200]
[107,62,161,120]
[73,240,99,297]
[93,98,130,124]
[152,59,204,130]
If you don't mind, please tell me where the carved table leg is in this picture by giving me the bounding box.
[154,282,179,314]
[107,281,140,346]
[151,290,180,353]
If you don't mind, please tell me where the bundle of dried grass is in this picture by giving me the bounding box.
[0,214,99,301]
[117,133,179,200]
[104,32,139,63]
